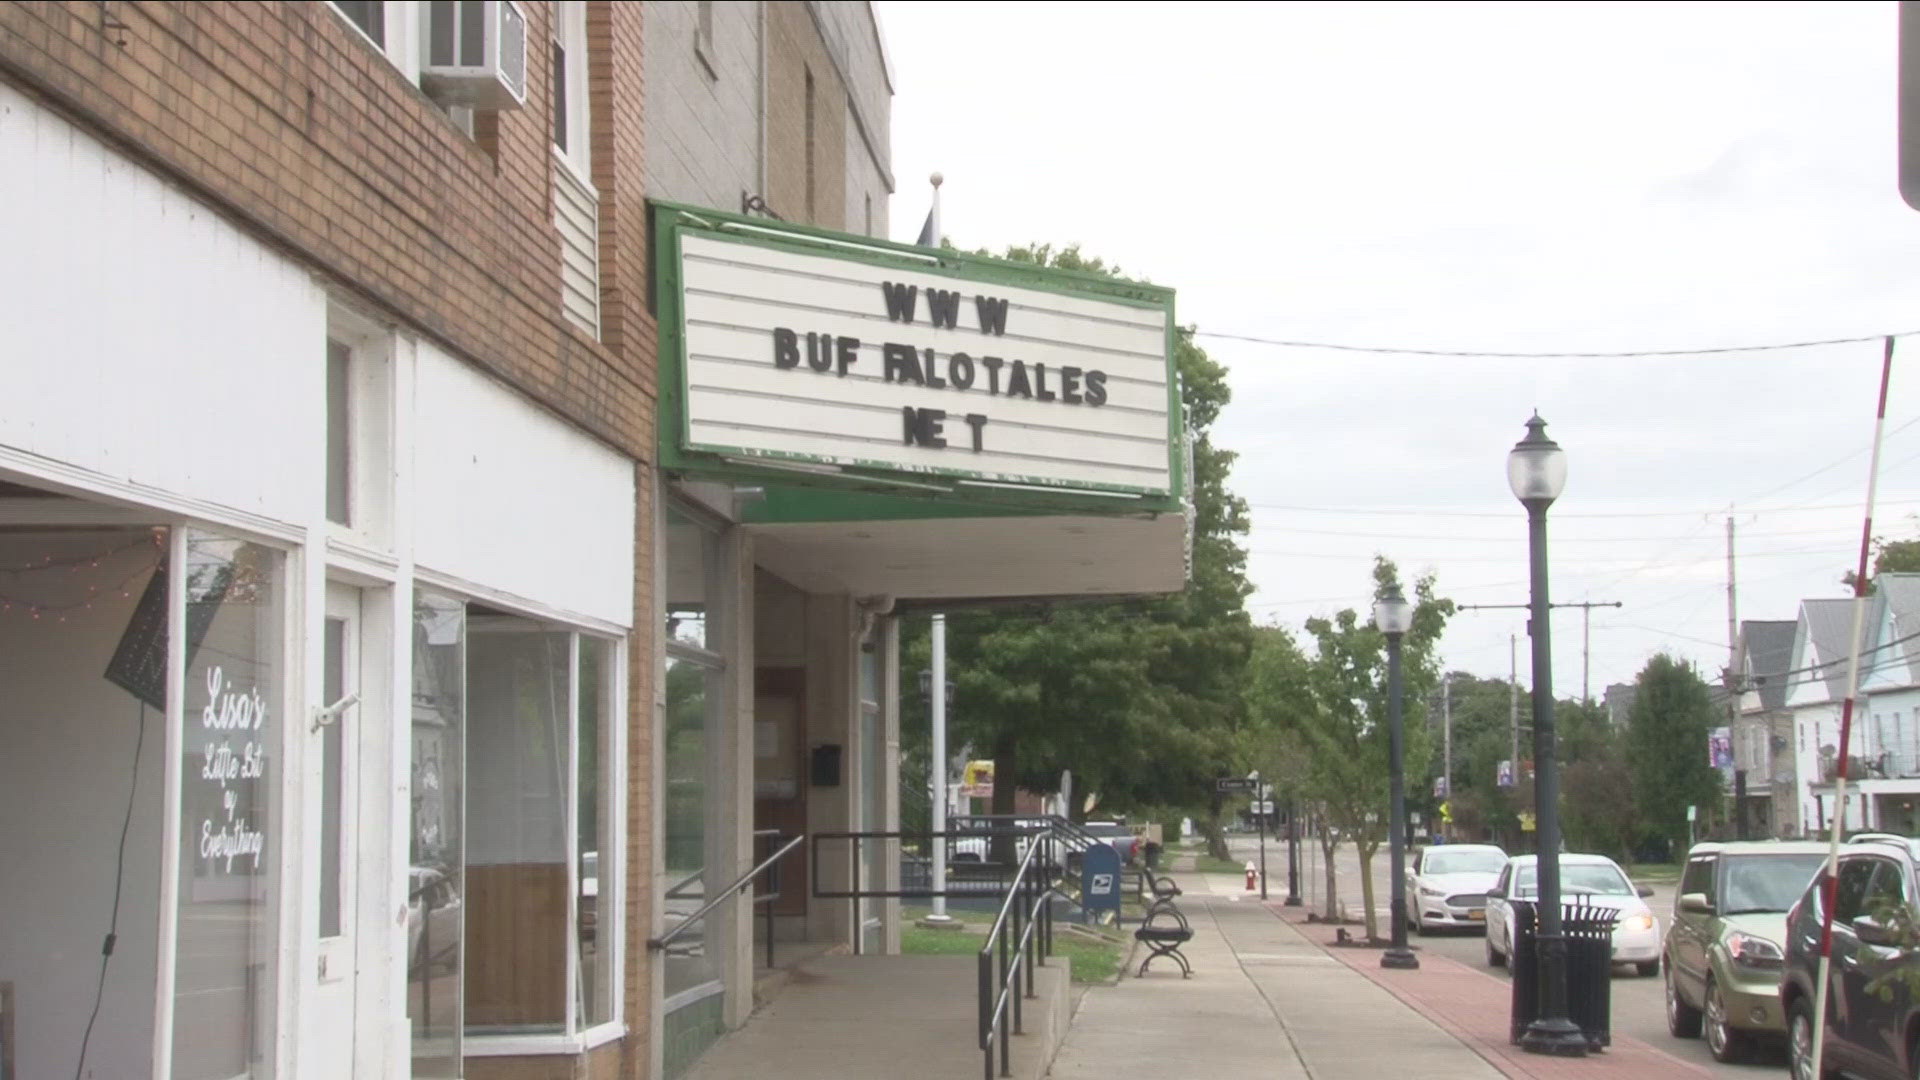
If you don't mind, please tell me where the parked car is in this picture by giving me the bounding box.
[1782,837,1920,1080]
[1082,821,1140,865]
[1484,853,1660,976]
[1404,843,1507,934]
[1662,840,1828,1063]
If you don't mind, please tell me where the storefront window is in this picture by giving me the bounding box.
[467,619,571,1034]
[662,505,725,1001]
[410,592,465,1075]
[664,655,723,996]
[578,634,617,1027]
[172,530,283,1079]
[464,613,622,1038]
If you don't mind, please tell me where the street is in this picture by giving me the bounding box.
[1223,833,1786,1078]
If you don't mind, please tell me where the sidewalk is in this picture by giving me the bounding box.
[1268,901,1715,1079]
[1047,874,1501,1079]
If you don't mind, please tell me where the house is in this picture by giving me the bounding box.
[1732,620,1796,836]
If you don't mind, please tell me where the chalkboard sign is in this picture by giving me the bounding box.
[104,559,225,710]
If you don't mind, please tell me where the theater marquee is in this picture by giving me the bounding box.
[655,204,1182,500]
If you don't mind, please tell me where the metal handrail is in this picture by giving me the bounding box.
[978,829,1054,1080]
[649,833,805,952]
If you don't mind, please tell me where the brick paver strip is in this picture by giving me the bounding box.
[1266,902,1713,1079]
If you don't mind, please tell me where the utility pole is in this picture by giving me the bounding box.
[1442,674,1452,841]
[1459,600,1621,706]
[1727,514,1746,840]
[1510,635,1520,788]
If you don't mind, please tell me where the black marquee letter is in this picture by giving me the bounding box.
[926,288,962,329]
[1034,363,1057,402]
[974,296,1009,336]
[881,282,918,323]
[1006,360,1034,399]
[1084,369,1109,406]
[883,343,925,385]
[836,336,859,376]
[1060,366,1083,405]
[980,356,1006,395]
[964,413,988,452]
[922,348,946,389]
[773,328,799,368]
[949,353,976,390]
[806,332,831,372]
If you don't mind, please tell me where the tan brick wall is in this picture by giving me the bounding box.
[0,0,655,461]
[765,0,846,229]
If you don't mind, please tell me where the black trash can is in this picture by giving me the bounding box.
[1508,900,1618,1050]
[1143,841,1163,870]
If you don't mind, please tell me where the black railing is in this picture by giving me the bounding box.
[649,832,805,969]
[977,829,1054,1080]
[815,820,1094,1078]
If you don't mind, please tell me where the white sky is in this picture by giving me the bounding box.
[877,0,1920,699]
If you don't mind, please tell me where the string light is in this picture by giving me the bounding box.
[0,535,157,575]
[0,558,160,620]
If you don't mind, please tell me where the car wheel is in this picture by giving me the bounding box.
[1486,930,1506,968]
[1703,977,1748,1063]
[1635,960,1658,978]
[1788,996,1839,1080]
[1665,960,1702,1038]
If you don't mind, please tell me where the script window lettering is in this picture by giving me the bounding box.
[172,531,283,1079]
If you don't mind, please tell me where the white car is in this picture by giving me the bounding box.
[1484,853,1661,977]
[1405,843,1508,933]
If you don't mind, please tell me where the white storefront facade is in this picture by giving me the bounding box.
[1,81,638,1078]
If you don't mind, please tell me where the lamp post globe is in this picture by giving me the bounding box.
[1510,413,1587,1057]
[1375,581,1419,970]
[1507,412,1567,507]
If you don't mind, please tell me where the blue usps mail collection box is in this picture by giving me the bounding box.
[1081,843,1122,919]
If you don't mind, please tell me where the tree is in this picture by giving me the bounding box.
[897,244,1254,859]
[1626,654,1723,857]
[1275,558,1453,939]
[1841,522,1920,591]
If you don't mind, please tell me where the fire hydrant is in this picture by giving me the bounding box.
[1245,861,1258,891]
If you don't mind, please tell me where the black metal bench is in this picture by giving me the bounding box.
[1134,876,1193,977]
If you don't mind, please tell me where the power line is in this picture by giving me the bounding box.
[1248,497,1920,520]
[1194,328,1913,359]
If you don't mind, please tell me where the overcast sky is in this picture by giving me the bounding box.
[878,1,1920,703]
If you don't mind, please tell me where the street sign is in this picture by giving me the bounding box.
[1496,760,1515,789]
[1254,800,1273,815]
[1519,812,1537,832]
[1215,777,1259,793]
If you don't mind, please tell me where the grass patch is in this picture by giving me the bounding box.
[1628,862,1682,886]
[900,918,1123,984]
[1192,853,1250,874]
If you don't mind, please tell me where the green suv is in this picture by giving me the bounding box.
[1663,841,1829,1063]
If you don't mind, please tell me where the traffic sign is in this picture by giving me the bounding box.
[1216,777,1259,793]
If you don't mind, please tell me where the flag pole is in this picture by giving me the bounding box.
[929,171,943,248]
[1810,336,1897,1080]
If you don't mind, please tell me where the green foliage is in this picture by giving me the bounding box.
[898,244,1252,856]
[1841,523,1920,591]
[1626,654,1724,855]
[1248,557,1454,935]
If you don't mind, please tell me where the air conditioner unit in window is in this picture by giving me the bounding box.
[422,0,528,109]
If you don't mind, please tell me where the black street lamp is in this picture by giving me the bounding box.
[1375,582,1419,971]
[1284,795,1302,906]
[1509,413,1587,1058]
